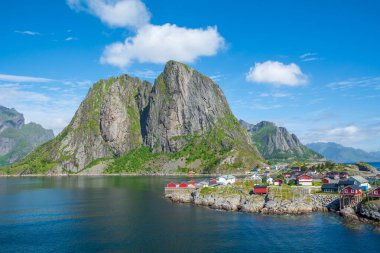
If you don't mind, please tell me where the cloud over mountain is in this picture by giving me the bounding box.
[246,61,308,86]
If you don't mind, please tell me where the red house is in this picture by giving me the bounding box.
[210,179,217,183]
[253,185,268,194]
[368,187,380,198]
[178,183,188,188]
[341,185,362,196]
[273,179,283,186]
[296,174,313,186]
[166,182,177,188]
[189,180,196,186]
[322,178,330,184]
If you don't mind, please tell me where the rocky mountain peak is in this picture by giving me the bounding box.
[0,106,25,132]
[241,119,323,161]
[144,60,232,152]
[5,61,262,174]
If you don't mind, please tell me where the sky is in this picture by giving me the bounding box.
[0,0,380,151]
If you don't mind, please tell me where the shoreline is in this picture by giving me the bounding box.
[165,185,380,225]
[0,173,229,178]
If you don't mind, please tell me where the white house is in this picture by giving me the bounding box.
[266,177,274,185]
[217,175,236,185]
[249,174,262,182]
[348,176,371,191]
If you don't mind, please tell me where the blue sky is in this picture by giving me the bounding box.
[0,0,379,151]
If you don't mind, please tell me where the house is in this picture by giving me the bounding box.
[251,168,259,174]
[189,180,196,186]
[266,177,273,185]
[321,183,339,193]
[339,172,349,179]
[253,185,268,194]
[195,181,209,188]
[273,179,283,186]
[341,185,362,196]
[322,178,339,184]
[296,174,313,186]
[367,187,380,198]
[348,176,371,191]
[210,178,218,183]
[178,183,188,188]
[338,179,354,187]
[217,175,236,185]
[292,167,301,172]
[166,182,177,188]
[284,173,291,178]
[271,165,278,170]
[249,174,262,182]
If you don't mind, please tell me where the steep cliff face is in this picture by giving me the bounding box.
[0,106,24,132]
[4,61,262,174]
[144,61,233,152]
[240,120,323,161]
[0,106,54,167]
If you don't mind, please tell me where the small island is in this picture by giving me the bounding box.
[165,162,380,225]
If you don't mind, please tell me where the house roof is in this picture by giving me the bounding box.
[343,184,361,191]
[349,176,368,184]
[322,184,339,189]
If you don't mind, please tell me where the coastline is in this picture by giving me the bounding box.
[165,185,380,225]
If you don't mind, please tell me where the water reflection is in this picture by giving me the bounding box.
[1,176,380,253]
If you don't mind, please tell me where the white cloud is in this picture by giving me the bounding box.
[0,74,54,83]
[15,30,40,36]
[300,52,321,62]
[259,92,292,98]
[67,0,224,68]
[327,125,359,136]
[67,0,150,29]
[246,61,308,86]
[131,69,159,79]
[65,37,79,41]
[300,52,317,59]
[100,24,224,68]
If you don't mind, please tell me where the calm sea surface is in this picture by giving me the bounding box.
[1,176,380,253]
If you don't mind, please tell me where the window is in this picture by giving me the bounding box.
[375,191,378,195]
[351,189,354,193]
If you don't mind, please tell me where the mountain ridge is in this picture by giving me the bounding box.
[0,106,54,167]
[240,119,323,162]
[306,142,380,163]
[3,61,263,175]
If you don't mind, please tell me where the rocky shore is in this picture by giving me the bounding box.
[165,186,340,215]
[166,185,380,227]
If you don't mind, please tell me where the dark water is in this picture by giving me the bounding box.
[1,176,380,253]
[368,162,380,170]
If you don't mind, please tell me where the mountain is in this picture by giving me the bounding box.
[240,120,323,162]
[0,106,54,167]
[3,61,262,175]
[306,142,380,163]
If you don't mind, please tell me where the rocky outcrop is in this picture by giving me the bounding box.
[0,106,24,132]
[0,106,54,167]
[144,61,232,152]
[240,120,323,161]
[165,187,339,215]
[6,61,262,174]
[358,201,380,222]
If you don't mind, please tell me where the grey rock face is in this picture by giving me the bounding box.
[240,119,323,161]
[0,137,16,156]
[0,106,25,132]
[100,76,150,155]
[144,61,232,152]
[0,106,54,167]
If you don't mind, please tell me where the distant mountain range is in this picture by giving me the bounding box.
[306,142,380,163]
[240,120,323,162]
[0,106,54,167]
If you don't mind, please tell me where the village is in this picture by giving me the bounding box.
[165,162,380,222]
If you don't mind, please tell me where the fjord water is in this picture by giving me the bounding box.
[1,177,379,253]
